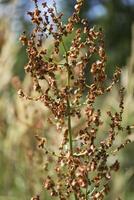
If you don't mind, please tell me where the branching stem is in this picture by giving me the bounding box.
[62,39,79,200]
[61,39,73,155]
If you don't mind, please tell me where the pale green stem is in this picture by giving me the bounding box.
[61,39,73,155]
[62,39,79,200]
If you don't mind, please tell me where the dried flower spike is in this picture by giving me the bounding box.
[19,1,132,200]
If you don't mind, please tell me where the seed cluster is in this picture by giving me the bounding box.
[19,1,132,200]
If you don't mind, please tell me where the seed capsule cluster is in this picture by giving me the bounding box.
[20,1,131,200]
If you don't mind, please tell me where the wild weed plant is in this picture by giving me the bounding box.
[19,0,132,199]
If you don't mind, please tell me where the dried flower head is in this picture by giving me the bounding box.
[19,1,132,199]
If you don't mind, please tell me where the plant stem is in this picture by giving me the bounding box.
[62,39,79,200]
[67,68,73,155]
[61,39,73,155]
[86,187,88,200]
[67,98,73,155]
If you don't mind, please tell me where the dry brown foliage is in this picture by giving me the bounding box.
[19,1,132,199]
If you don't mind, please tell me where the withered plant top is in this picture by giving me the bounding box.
[19,0,131,200]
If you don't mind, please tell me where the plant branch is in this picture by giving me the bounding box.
[61,39,73,155]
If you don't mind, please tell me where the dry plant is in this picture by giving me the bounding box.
[19,0,132,199]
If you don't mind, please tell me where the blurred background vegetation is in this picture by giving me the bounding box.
[0,0,134,199]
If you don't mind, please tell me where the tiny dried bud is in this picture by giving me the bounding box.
[31,195,40,200]
[35,135,46,148]
[18,89,25,97]
[66,22,73,33]
[19,34,27,45]
[44,176,55,190]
